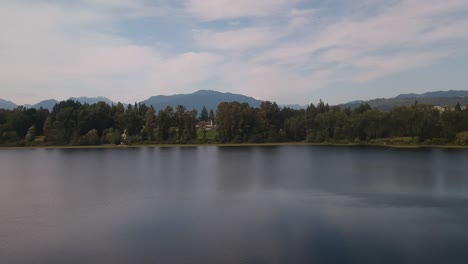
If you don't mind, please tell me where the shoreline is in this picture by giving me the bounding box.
[1,142,468,150]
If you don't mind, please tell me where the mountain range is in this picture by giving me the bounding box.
[1,90,467,112]
[395,90,468,99]
[340,90,468,111]
[141,90,262,112]
[0,99,17,110]
[0,90,264,112]
[23,99,59,110]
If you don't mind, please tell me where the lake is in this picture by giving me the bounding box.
[0,146,467,263]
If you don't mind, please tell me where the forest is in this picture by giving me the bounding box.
[1,99,468,147]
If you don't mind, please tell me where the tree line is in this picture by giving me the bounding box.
[216,101,468,145]
[1,99,468,146]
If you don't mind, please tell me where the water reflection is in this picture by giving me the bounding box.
[0,146,467,263]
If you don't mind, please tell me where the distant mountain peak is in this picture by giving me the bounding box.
[345,100,365,104]
[143,90,263,112]
[69,96,112,101]
[396,90,468,99]
[29,99,59,110]
[193,89,217,94]
[68,96,116,106]
[341,90,468,111]
[0,99,17,110]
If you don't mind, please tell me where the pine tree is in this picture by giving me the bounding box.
[200,106,208,121]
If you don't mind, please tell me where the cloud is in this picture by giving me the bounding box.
[185,0,296,20]
[229,21,241,26]
[0,1,221,104]
[80,0,166,17]
[287,8,317,29]
[1,0,468,105]
[254,0,468,91]
[193,27,281,51]
[350,52,450,82]
[143,52,223,97]
[183,0,468,103]
[218,63,333,103]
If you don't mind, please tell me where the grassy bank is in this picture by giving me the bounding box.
[0,142,338,150]
[371,144,468,149]
[1,142,468,150]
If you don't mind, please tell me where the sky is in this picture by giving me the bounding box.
[1,0,468,105]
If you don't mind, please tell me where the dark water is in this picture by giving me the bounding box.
[0,146,468,264]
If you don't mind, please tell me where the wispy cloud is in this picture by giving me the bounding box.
[80,0,167,17]
[193,27,281,51]
[185,0,297,20]
[0,1,220,103]
[1,0,468,105]
[287,8,317,29]
[246,0,468,101]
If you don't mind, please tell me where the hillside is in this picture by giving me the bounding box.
[0,97,119,111]
[142,90,263,112]
[0,91,262,111]
[24,99,59,111]
[69,96,116,106]
[0,99,17,110]
[396,90,468,99]
[341,90,468,111]
[2,90,467,112]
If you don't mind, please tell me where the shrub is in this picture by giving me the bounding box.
[79,129,99,145]
[455,132,468,146]
[103,129,121,145]
[431,138,448,145]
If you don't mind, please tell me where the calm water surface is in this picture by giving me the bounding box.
[0,146,467,263]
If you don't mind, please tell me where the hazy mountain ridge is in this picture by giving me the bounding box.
[341,90,468,111]
[396,90,468,99]
[0,99,17,110]
[2,97,116,111]
[24,99,59,110]
[0,91,263,112]
[1,90,467,111]
[69,96,116,106]
[280,104,305,110]
[142,90,263,113]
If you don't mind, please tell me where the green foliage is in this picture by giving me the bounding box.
[54,107,79,144]
[200,106,209,122]
[43,117,56,144]
[1,97,468,147]
[431,138,448,145]
[77,102,113,137]
[209,109,215,122]
[142,106,157,141]
[258,101,281,142]
[1,131,20,144]
[103,128,121,145]
[25,125,36,143]
[455,132,468,146]
[216,102,257,143]
[125,135,142,145]
[283,114,306,141]
[79,129,99,145]
[125,104,144,136]
[197,128,218,142]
